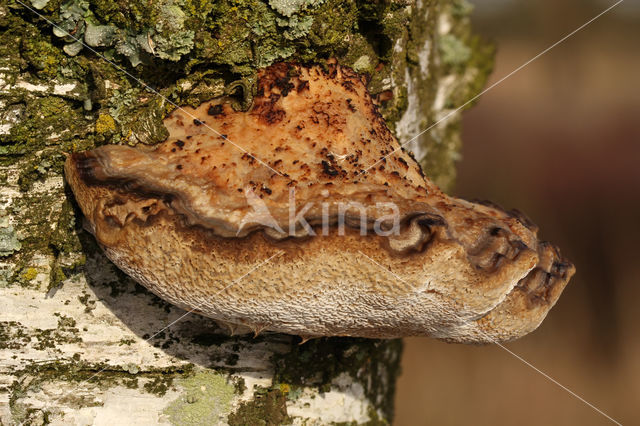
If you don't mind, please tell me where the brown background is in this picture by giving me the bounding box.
[395,1,640,424]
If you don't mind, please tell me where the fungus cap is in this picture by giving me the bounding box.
[65,62,574,342]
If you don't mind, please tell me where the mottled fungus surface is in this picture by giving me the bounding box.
[65,62,574,343]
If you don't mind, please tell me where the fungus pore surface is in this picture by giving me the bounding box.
[65,62,574,343]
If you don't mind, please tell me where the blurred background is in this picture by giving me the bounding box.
[395,0,640,424]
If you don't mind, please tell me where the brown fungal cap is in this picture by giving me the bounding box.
[65,62,574,343]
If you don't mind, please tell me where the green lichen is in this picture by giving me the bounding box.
[268,0,324,17]
[49,0,197,65]
[277,14,313,40]
[0,213,21,257]
[163,370,236,425]
[151,1,194,61]
[439,33,472,67]
[83,23,119,47]
[445,33,495,109]
[30,0,51,10]
[452,0,474,17]
[352,55,372,73]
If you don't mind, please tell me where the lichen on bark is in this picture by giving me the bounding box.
[0,0,493,424]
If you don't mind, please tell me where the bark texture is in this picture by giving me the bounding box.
[0,0,492,424]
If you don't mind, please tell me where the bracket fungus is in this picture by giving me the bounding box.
[65,62,574,343]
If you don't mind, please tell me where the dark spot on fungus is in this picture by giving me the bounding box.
[207,104,224,116]
[321,160,339,177]
[297,80,309,92]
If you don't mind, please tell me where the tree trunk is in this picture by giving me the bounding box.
[0,0,492,424]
